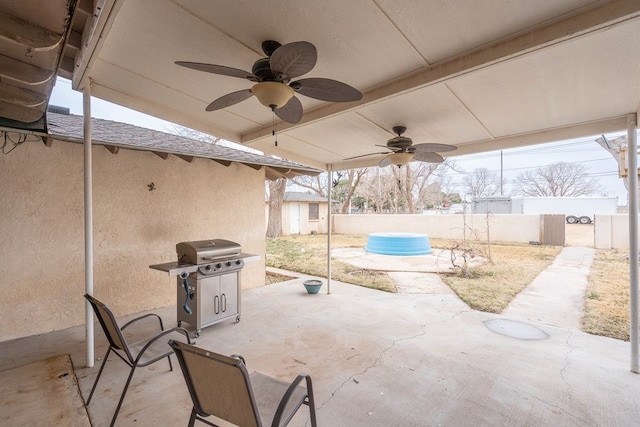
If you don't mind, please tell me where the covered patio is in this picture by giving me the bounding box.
[2,1,640,424]
[2,274,639,425]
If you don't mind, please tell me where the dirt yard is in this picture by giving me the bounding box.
[565,223,594,247]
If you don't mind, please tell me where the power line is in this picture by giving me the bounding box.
[451,156,617,175]
[453,132,636,161]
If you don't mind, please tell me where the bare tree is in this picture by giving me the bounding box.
[374,168,402,213]
[354,169,386,212]
[169,125,221,144]
[353,160,452,213]
[290,174,327,197]
[514,161,600,197]
[356,162,444,214]
[266,178,287,238]
[334,169,368,213]
[464,167,500,199]
[399,161,452,213]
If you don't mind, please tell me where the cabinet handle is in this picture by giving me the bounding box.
[214,295,219,314]
[221,293,227,312]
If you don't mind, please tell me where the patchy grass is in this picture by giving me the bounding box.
[435,239,561,313]
[584,250,630,341]
[265,271,296,285]
[266,234,561,299]
[267,234,630,340]
[266,234,395,292]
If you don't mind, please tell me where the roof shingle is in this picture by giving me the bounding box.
[47,112,322,179]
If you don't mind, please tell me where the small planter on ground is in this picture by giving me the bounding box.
[303,279,323,294]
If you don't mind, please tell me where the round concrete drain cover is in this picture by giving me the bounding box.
[484,319,548,340]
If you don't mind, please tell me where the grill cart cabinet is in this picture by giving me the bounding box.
[177,270,241,332]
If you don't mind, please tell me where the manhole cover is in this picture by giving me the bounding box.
[484,319,548,340]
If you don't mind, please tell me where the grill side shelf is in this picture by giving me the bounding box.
[149,253,261,277]
[149,262,198,277]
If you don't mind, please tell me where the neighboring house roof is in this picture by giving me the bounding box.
[46,111,322,180]
[284,192,328,202]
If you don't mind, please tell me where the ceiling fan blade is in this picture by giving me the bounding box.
[413,151,444,163]
[374,144,403,153]
[275,96,303,124]
[413,142,457,153]
[270,41,317,79]
[206,89,253,111]
[379,156,392,168]
[292,78,362,102]
[344,151,389,161]
[175,61,259,81]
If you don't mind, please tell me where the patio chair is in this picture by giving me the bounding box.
[169,340,318,427]
[84,294,191,427]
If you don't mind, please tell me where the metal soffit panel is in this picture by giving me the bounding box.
[0,0,92,130]
[2,0,640,171]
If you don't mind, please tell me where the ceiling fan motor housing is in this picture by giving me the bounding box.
[387,136,413,149]
[252,58,276,81]
[261,40,281,56]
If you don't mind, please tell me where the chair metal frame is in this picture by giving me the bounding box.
[84,294,191,427]
[169,340,318,427]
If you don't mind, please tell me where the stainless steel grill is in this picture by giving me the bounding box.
[151,239,254,337]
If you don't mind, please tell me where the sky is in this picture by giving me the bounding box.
[50,78,631,205]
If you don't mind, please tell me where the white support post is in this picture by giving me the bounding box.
[84,82,94,368]
[628,113,639,373]
[327,165,332,294]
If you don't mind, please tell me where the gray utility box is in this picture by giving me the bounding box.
[473,197,513,214]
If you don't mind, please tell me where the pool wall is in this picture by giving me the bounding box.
[365,232,432,256]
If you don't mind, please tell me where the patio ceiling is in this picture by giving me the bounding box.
[2,0,640,170]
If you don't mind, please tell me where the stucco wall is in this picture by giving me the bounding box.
[0,140,265,341]
[332,213,541,243]
[594,214,634,249]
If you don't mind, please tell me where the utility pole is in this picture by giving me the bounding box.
[500,150,504,195]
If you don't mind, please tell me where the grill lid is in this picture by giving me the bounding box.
[176,239,241,265]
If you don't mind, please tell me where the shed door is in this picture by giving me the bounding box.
[290,203,300,234]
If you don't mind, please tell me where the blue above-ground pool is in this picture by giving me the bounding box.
[365,232,432,256]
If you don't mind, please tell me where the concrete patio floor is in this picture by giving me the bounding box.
[2,259,640,426]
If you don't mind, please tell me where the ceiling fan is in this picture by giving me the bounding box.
[346,126,457,167]
[175,40,363,124]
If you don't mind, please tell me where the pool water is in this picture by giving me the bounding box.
[365,232,432,256]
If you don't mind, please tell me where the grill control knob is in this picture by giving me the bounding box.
[226,261,232,267]
[216,263,222,269]
[205,265,212,272]
[235,260,242,265]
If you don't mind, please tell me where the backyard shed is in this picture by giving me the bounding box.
[270,191,329,236]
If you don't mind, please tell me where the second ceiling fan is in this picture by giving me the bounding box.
[347,126,457,167]
[176,40,362,124]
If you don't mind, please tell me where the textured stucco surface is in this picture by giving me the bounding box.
[0,140,265,341]
[594,214,636,249]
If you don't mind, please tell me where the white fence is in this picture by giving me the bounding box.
[332,213,633,249]
[594,214,635,249]
[332,214,541,243]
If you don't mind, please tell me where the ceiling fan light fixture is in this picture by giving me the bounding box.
[388,152,414,166]
[251,82,294,109]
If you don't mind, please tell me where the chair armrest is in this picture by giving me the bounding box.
[271,374,312,427]
[121,312,165,332]
[134,327,192,364]
[230,354,247,365]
